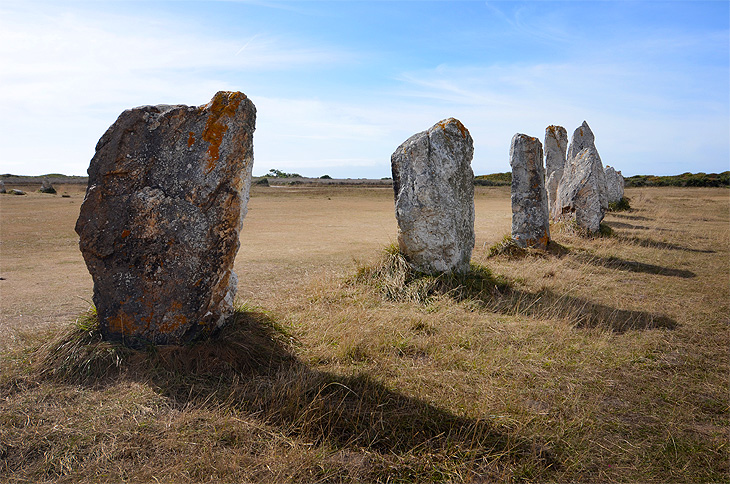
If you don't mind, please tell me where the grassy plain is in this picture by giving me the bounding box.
[0,184,728,483]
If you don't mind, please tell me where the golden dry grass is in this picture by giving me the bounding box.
[1,184,728,483]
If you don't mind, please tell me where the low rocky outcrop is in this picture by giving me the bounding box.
[75,91,256,347]
[544,125,567,218]
[391,118,475,274]
[510,133,549,249]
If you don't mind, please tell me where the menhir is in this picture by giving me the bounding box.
[75,91,255,347]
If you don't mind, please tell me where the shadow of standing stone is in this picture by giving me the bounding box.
[75,91,256,348]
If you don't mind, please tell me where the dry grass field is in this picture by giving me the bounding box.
[0,183,728,483]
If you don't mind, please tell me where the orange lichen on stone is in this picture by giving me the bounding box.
[158,301,188,333]
[201,92,243,174]
[187,131,195,147]
[107,309,138,336]
[437,118,469,139]
[121,229,131,238]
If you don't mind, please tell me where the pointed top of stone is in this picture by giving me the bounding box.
[567,121,595,161]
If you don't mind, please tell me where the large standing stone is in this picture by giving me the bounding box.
[391,118,475,274]
[565,121,608,212]
[544,125,567,219]
[510,134,549,249]
[604,165,624,204]
[75,91,255,347]
[0,180,5,194]
[555,147,606,233]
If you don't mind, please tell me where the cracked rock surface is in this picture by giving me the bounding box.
[604,165,625,204]
[75,91,255,347]
[544,125,567,218]
[554,121,607,233]
[510,133,549,249]
[391,118,475,274]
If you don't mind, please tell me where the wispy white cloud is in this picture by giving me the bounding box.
[0,1,726,178]
[393,50,729,175]
[0,3,353,174]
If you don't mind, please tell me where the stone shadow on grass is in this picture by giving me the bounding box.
[357,250,677,333]
[574,253,697,279]
[493,288,678,332]
[606,213,653,221]
[34,309,556,479]
[603,221,651,231]
[619,235,715,254]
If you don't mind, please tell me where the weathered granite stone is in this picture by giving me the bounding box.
[10,189,25,195]
[555,147,606,233]
[391,118,475,274]
[0,180,5,193]
[510,133,549,249]
[544,125,567,219]
[565,121,608,212]
[604,165,624,204]
[39,179,56,194]
[75,91,256,347]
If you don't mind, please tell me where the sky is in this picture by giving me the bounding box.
[0,0,728,178]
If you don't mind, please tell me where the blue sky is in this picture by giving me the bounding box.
[0,0,728,178]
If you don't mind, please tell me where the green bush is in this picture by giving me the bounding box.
[625,172,729,188]
[474,172,511,186]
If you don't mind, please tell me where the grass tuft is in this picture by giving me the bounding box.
[608,196,631,212]
[355,244,510,304]
[35,308,133,385]
[487,234,526,258]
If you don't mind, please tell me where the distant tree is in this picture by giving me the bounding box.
[266,169,302,178]
[320,174,332,179]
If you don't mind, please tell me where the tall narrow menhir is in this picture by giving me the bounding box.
[544,125,568,219]
[510,133,550,249]
[391,118,475,274]
[75,91,255,347]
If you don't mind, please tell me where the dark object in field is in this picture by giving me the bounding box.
[39,179,57,194]
[75,91,256,347]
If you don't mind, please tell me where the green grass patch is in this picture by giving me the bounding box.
[608,197,631,212]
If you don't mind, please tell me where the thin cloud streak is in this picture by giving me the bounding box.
[0,1,726,178]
